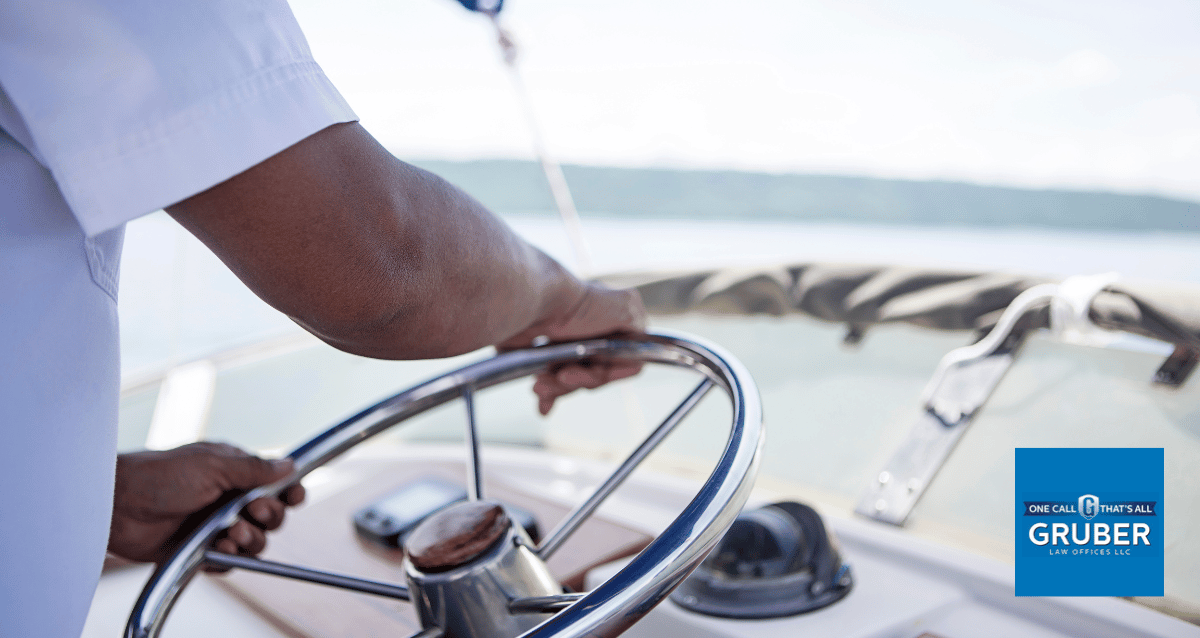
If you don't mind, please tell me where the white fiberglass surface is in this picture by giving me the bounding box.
[82,564,291,638]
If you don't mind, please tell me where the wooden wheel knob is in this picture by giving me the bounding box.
[405,500,511,572]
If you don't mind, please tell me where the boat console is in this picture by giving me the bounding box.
[99,310,1199,638]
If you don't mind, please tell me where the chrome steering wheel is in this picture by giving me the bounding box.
[125,330,763,638]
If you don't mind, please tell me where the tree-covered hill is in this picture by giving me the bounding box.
[412,159,1200,233]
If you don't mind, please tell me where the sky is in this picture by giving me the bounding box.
[288,0,1200,202]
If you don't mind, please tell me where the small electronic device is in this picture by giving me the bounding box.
[353,476,540,549]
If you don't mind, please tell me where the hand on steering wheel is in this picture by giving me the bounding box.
[109,443,305,565]
[497,282,647,415]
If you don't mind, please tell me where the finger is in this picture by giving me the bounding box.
[533,359,644,415]
[205,537,239,573]
[227,519,267,555]
[215,452,294,492]
[600,361,643,386]
[542,386,564,417]
[608,361,643,380]
[281,483,306,507]
[555,364,609,390]
[532,371,575,404]
[541,360,641,394]
[244,497,287,530]
[532,371,570,415]
[214,537,239,555]
[532,363,602,397]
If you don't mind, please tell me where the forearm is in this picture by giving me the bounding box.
[168,123,585,359]
[282,160,585,358]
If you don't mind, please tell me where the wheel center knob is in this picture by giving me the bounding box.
[405,500,511,572]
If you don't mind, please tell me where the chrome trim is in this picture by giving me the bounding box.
[920,283,1058,421]
[406,522,560,637]
[125,330,763,638]
[509,594,587,614]
[856,285,1057,525]
[201,551,410,601]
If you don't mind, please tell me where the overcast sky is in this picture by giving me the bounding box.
[289,0,1200,202]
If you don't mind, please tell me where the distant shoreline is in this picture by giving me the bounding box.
[412,159,1200,234]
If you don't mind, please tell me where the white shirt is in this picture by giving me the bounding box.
[0,2,355,635]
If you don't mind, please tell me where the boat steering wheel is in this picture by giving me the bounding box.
[125,331,763,638]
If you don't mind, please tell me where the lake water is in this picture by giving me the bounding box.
[119,212,1200,379]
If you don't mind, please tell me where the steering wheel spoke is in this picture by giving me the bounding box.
[535,378,715,560]
[463,384,484,501]
[202,550,411,601]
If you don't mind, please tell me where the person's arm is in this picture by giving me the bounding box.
[167,121,642,361]
[168,121,645,412]
[111,123,645,565]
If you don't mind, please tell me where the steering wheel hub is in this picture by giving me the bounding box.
[405,503,560,638]
[405,500,513,572]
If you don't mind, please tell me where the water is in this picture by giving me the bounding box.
[119,212,1200,379]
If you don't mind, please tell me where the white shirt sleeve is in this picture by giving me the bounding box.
[0,0,357,236]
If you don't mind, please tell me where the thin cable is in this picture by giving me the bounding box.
[491,15,594,277]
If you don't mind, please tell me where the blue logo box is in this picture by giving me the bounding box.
[1015,448,1163,596]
